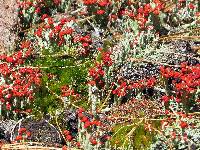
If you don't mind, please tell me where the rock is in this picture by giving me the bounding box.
[11,116,62,145]
[0,120,16,142]
[0,0,19,52]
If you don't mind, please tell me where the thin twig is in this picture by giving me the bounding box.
[108,116,166,121]
[55,115,68,144]
[19,64,84,69]
[159,27,200,39]
[122,119,143,149]
[107,113,200,122]
[38,53,75,58]
[159,36,200,42]
[112,123,135,138]
[98,87,113,112]
[70,6,87,15]
[129,57,181,67]
[21,15,95,33]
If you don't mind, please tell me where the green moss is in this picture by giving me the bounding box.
[30,50,92,116]
[110,121,159,150]
[110,124,133,149]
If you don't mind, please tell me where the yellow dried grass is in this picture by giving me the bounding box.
[1,142,62,150]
